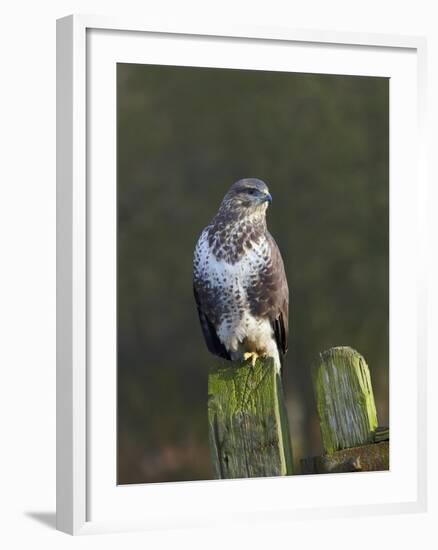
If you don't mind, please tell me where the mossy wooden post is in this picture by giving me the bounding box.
[314,346,378,453]
[208,357,293,479]
[302,346,388,474]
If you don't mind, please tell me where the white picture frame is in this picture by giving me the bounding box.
[56,14,428,535]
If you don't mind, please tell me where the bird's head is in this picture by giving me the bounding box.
[220,178,272,219]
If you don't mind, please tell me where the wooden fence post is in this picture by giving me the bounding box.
[301,346,389,474]
[208,358,293,479]
[315,346,378,453]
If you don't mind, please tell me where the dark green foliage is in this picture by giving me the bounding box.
[117,64,389,483]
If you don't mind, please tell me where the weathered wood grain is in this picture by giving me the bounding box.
[301,441,389,474]
[313,346,378,454]
[374,426,389,443]
[208,358,293,479]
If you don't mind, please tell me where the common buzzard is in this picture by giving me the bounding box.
[193,178,289,371]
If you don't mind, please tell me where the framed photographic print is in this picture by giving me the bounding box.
[56,15,427,535]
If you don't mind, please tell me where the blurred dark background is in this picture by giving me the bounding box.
[117,63,389,484]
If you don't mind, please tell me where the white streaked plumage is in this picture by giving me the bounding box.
[193,178,289,371]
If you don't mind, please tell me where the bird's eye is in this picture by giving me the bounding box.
[247,188,257,195]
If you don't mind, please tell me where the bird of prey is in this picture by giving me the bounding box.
[193,178,289,371]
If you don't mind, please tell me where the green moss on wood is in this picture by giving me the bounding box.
[313,347,378,454]
[208,358,293,479]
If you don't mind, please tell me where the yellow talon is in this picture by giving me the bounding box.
[243,352,259,367]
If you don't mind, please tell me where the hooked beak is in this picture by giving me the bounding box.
[264,193,272,204]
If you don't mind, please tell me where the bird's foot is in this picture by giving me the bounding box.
[243,352,259,367]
